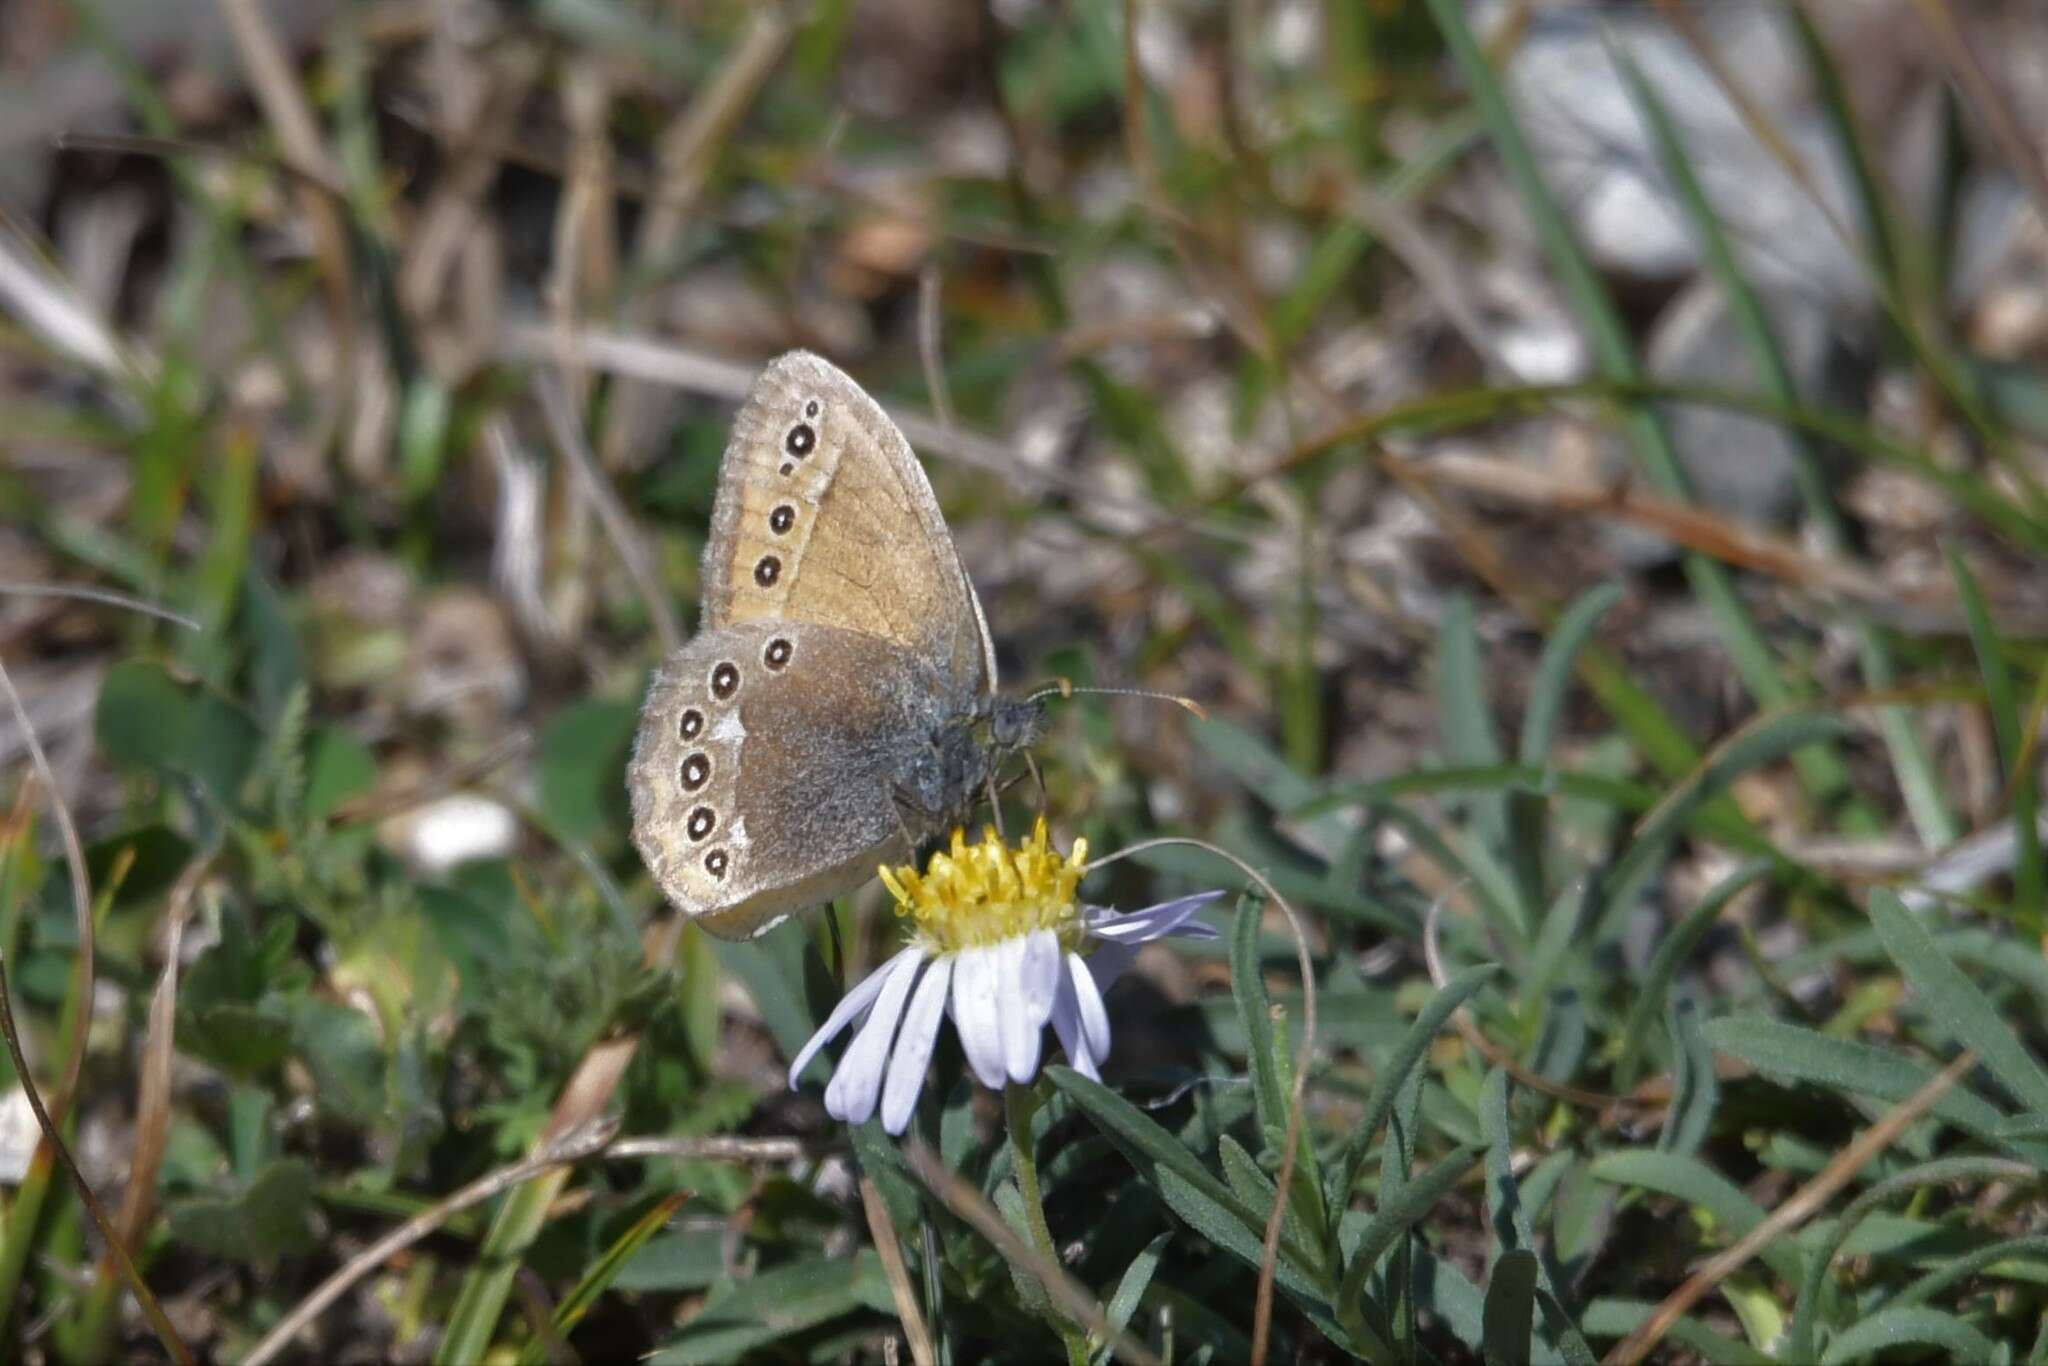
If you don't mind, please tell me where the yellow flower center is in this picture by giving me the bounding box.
[879,818,1088,955]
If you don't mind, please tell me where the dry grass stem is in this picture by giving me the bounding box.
[859,1177,937,1366]
[904,1141,1159,1366]
[535,371,685,654]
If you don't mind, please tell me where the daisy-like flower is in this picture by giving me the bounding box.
[788,819,1222,1134]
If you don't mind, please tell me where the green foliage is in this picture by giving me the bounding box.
[5,0,2045,1360]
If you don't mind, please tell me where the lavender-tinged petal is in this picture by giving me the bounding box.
[1068,950,1113,1062]
[788,946,922,1087]
[1085,939,1139,990]
[881,958,953,1135]
[951,948,1009,1089]
[825,952,924,1125]
[1050,965,1099,1081]
[1084,890,1228,942]
[996,936,1042,1084]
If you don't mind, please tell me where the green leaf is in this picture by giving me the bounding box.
[522,1195,690,1364]
[1593,710,1844,942]
[1519,584,1623,769]
[1047,1067,1332,1305]
[615,1230,726,1293]
[1338,1143,1483,1319]
[292,998,387,1123]
[1581,1300,1771,1364]
[166,1158,316,1267]
[1589,1151,1799,1283]
[1231,895,1286,1145]
[647,1252,892,1365]
[96,659,192,772]
[1788,1157,2033,1360]
[1948,545,2043,919]
[1616,863,1769,1087]
[1092,1232,1169,1366]
[1482,1249,1539,1366]
[1658,997,1717,1157]
[1703,1015,2022,1152]
[1870,888,2048,1112]
[1332,964,1497,1205]
[304,725,377,823]
[1818,1305,2002,1366]
[537,698,639,846]
[1509,582,1623,913]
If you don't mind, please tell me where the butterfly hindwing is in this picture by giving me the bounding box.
[628,619,954,940]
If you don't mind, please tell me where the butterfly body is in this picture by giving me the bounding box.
[628,352,1039,940]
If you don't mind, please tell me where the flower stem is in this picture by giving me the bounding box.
[1005,1084,1089,1366]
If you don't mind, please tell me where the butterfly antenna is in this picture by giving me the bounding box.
[1024,677,1208,720]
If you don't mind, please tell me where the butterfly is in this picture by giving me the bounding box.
[627,352,1045,941]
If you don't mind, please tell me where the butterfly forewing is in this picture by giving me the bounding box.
[700,351,996,697]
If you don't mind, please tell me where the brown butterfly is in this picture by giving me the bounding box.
[627,353,1043,940]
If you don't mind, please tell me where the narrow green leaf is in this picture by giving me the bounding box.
[1818,1304,2001,1366]
[1870,888,2048,1112]
[1789,1157,2033,1360]
[1702,1014,2033,1158]
[1519,582,1623,767]
[1333,964,1498,1203]
[1581,1300,1771,1364]
[1091,1232,1169,1366]
[1338,1144,1483,1319]
[1657,997,1718,1157]
[1616,863,1769,1087]
[1482,1249,1539,1366]
[648,1253,892,1365]
[1047,1067,1331,1300]
[1231,896,1287,1143]
[1594,710,1847,942]
[1589,1150,1800,1283]
[1948,545,2044,920]
[520,1194,688,1364]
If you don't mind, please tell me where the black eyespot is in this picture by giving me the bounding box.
[710,663,739,699]
[754,555,781,588]
[779,461,795,476]
[769,504,795,535]
[785,422,816,457]
[704,849,729,878]
[687,806,717,841]
[804,399,820,420]
[764,637,792,670]
[681,753,710,790]
[678,709,704,740]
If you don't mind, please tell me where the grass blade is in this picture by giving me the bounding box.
[1947,546,2044,922]
[1870,889,2048,1112]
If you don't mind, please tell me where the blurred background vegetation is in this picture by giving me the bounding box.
[0,0,2046,1361]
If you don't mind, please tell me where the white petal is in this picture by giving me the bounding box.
[997,937,1042,1084]
[825,951,925,1125]
[788,946,923,1087]
[1019,930,1061,1033]
[1068,951,1112,1062]
[951,948,1008,1089]
[1085,890,1228,942]
[1050,968,1099,1080]
[881,958,953,1135]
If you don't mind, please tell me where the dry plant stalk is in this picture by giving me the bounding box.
[905,1141,1159,1366]
[860,1176,937,1366]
